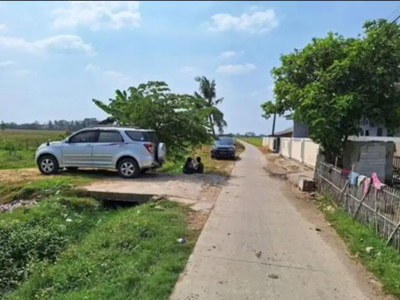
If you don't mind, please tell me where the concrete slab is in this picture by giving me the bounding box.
[81,173,227,202]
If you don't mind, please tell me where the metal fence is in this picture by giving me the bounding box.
[317,160,400,250]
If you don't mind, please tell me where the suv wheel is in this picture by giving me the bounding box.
[38,155,59,175]
[117,158,140,179]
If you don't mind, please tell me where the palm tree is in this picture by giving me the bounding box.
[194,76,227,137]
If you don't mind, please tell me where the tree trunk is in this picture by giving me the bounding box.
[208,114,216,137]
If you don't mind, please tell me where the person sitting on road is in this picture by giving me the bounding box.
[183,157,196,174]
[195,157,204,174]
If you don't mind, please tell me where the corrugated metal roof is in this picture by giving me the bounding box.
[270,126,293,137]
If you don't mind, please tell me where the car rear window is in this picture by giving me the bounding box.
[145,131,160,143]
[98,131,123,143]
[125,130,159,143]
[125,131,146,141]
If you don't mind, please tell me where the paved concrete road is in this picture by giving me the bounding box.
[170,141,381,300]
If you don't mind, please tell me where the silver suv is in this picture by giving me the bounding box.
[35,126,166,179]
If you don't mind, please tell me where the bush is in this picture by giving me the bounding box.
[0,197,103,296]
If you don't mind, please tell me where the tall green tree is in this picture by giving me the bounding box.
[194,76,227,137]
[261,19,400,161]
[93,81,212,156]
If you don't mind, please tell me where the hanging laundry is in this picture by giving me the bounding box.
[371,172,386,190]
[363,177,371,196]
[348,172,359,186]
[357,175,367,187]
[341,169,351,179]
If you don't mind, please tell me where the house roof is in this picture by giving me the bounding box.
[269,126,293,137]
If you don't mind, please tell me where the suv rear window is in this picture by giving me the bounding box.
[98,131,123,143]
[125,130,159,143]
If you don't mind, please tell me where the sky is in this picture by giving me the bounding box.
[0,1,399,135]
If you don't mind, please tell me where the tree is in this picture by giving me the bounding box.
[261,19,400,162]
[93,81,212,156]
[194,76,227,137]
[0,121,5,131]
[245,132,255,137]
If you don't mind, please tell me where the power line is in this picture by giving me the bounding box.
[374,6,400,40]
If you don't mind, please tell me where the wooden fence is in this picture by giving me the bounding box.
[393,156,400,185]
[317,160,400,250]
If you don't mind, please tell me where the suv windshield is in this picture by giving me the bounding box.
[216,137,234,145]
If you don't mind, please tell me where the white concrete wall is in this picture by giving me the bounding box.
[280,138,292,158]
[277,135,400,170]
[279,138,319,169]
[291,139,304,163]
[303,139,320,168]
[262,137,279,152]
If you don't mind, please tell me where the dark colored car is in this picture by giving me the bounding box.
[211,137,236,159]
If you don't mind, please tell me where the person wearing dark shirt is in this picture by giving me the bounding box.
[195,157,204,174]
[183,157,196,174]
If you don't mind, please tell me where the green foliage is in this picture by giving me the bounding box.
[318,195,400,297]
[261,19,400,159]
[194,76,227,137]
[4,201,194,300]
[93,81,213,157]
[0,196,103,297]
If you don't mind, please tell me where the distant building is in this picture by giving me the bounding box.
[284,114,400,138]
[269,127,293,138]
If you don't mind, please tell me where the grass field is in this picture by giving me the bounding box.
[0,129,66,169]
[241,137,263,147]
[0,177,197,299]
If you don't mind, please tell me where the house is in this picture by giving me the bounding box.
[285,114,400,138]
[269,127,294,138]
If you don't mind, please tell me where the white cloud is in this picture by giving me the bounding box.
[250,91,259,97]
[52,1,141,30]
[85,63,101,72]
[179,66,197,73]
[14,69,37,77]
[0,60,16,67]
[85,63,130,84]
[0,34,93,54]
[216,63,256,75]
[220,51,236,59]
[103,70,130,83]
[0,24,6,31]
[206,9,278,34]
[249,6,259,12]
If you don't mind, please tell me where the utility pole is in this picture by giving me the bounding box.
[271,97,277,136]
[271,111,276,136]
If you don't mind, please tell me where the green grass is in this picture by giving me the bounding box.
[317,195,400,298]
[4,201,194,300]
[0,175,99,205]
[0,129,66,170]
[0,129,65,150]
[159,141,245,176]
[1,180,196,300]
[241,137,263,147]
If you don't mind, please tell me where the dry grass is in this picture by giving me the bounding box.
[194,141,245,176]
